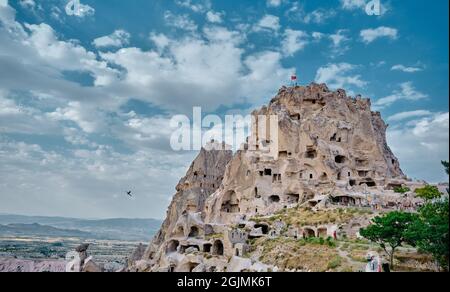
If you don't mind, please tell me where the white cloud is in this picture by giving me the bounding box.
[312,32,325,40]
[374,82,428,109]
[78,3,95,18]
[282,29,309,56]
[315,63,367,90]
[387,110,432,122]
[164,11,198,31]
[340,0,366,10]
[0,137,195,218]
[99,25,289,112]
[370,60,386,67]
[22,23,119,86]
[388,113,449,183]
[391,64,423,73]
[340,0,388,15]
[267,0,282,7]
[254,14,280,32]
[328,30,351,57]
[203,26,244,44]
[303,9,336,24]
[0,94,60,135]
[206,11,223,23]
[19,0,35,9]
[149,32,171,51]
[329,29,349,47]
[0,95,21,115]
[93,30,130,49]
[360,26,398,43]
[46,101,103,133]
[286,2,336,24]
[175,0,211,13]
[65,1,95,18]
[240,51,293,102]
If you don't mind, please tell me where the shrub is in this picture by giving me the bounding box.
[414,185,442,201]
[394,186,411,194]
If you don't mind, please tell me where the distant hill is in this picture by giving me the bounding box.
[0,215,162,241]
[0,223,92,238]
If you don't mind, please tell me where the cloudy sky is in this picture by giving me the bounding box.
[0,0,448,219]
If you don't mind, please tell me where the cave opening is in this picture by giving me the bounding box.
[269,195,280,203]
[335,155,346,164]
[212,240,224,256]
[188,226,199,238]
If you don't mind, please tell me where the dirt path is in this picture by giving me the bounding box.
[337,247,366,272]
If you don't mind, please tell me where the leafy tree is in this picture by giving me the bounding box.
[360,211,418,269]
[442,161,449,175]
[406,198,449,271]
[442,161,449,194]
[415,185,442,201]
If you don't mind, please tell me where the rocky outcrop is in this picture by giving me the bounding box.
[132,142,233,271]
[66,243,103,272]
[0,258,66,272]
[135,83,424,272]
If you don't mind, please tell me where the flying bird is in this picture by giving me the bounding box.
[127,191,133,197]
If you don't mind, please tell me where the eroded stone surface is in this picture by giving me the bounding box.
[132,84,432,272]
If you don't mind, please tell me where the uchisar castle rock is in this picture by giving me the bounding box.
[128,83,429,272]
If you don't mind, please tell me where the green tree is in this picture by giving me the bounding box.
[415,185,442,201]
[442,161,449,194]
[442,161,449,175]
[406,198,449,271]
[360,211,418,269]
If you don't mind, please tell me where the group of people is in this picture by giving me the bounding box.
[365,252,390,273]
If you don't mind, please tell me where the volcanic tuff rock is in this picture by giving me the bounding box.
[132,83,426,272]
[142,142,233,263]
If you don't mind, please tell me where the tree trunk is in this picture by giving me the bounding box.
[389,249,395,269]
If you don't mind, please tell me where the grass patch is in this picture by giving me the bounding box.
[205,233,223,240]
[250,237,342,272]
[327,255,343,270]
[251,207,368,228]
[349,250,369,263]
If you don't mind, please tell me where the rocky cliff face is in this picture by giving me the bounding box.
[131,83,423,272]
[140,142,233,270]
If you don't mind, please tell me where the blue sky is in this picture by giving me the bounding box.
[0,0,448,219]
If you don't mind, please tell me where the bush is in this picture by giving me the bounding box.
[394,186,411,194]
[326,237,336,247]
[415,185,442,201]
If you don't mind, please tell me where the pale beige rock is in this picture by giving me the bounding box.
[227,256,252,272]
[0,258,66,272]
[137,84,429,273]
[82,257,103,273]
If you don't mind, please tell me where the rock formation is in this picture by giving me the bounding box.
[66,243,103,272]
[131,83,428,272]
[137,142,233,272]
[0,258,66,272]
